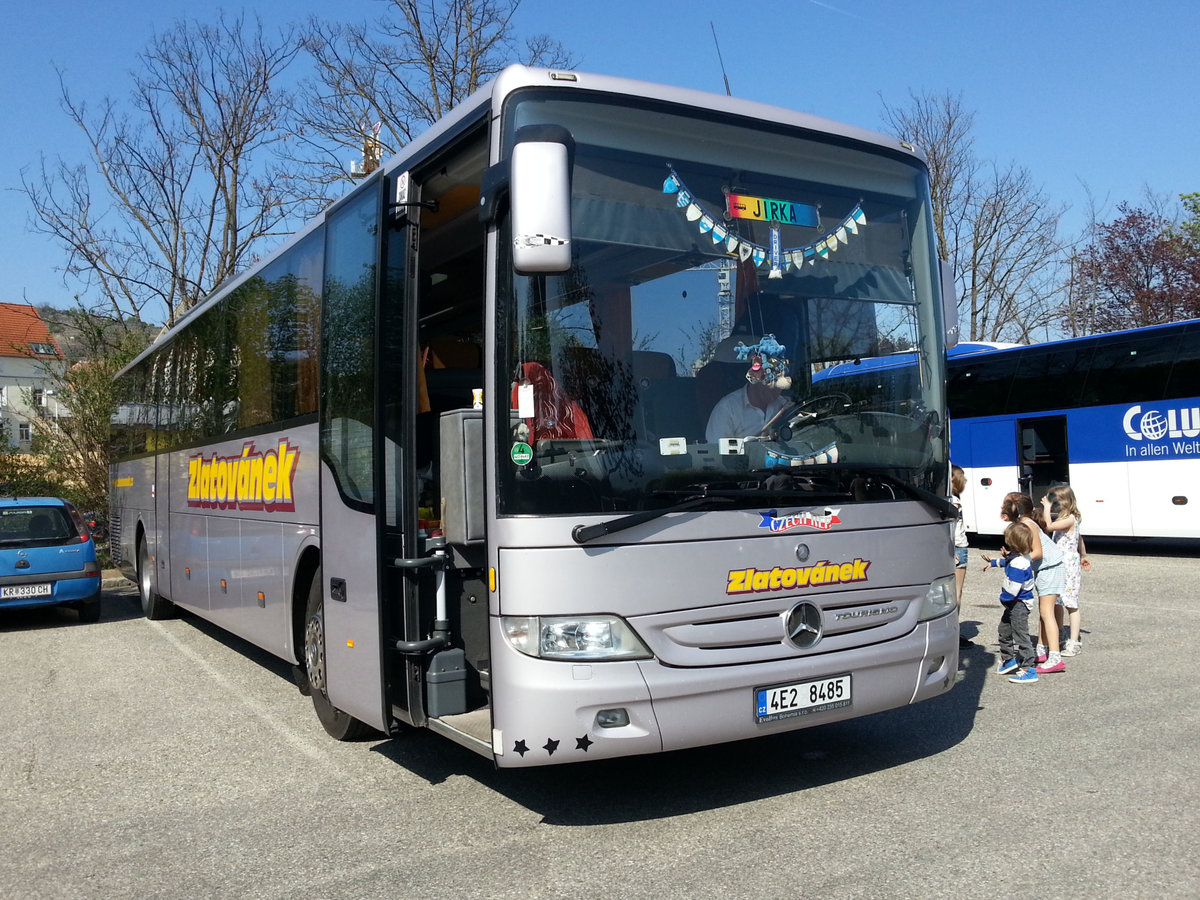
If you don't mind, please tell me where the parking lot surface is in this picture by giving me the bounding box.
[2,542,1198,899]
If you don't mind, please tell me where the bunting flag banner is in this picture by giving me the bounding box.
[662,167,866,273]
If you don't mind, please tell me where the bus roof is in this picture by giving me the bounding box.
[120,65,931,378]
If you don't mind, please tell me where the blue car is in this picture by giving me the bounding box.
[0,497,102,622]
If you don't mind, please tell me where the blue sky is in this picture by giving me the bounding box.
[1,0,1196,315]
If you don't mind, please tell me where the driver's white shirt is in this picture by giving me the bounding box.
[705,386,789,442]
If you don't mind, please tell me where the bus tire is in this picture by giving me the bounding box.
[138,538,174,620]
[304,570,373,741]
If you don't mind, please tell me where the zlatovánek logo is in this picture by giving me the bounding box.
[187,438,300,512]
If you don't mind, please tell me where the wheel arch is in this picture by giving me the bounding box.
[292,545,321,666]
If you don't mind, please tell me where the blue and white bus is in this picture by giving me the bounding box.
[816,320,1200,538]
[109,66,960,767]
[947,320,1200,538]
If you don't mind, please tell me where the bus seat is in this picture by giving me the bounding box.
[631,350,677,382]
[637,377,705,442]
[696,336,756,417]
[428,337,482,369]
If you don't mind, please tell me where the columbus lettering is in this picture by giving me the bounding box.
[726,558,871,595]
[187,439,300,512]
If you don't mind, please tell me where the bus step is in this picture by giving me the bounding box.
[427,707,492,759]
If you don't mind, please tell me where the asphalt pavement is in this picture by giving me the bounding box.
[2,544,1197,899]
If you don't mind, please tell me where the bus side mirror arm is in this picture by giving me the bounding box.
[479,160,509,225]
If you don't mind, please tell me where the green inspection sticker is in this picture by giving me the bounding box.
[510,442,533,465]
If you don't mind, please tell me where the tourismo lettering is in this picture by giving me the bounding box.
[758,508,842,533]
[726,558,871,595]
[187,439,300,512]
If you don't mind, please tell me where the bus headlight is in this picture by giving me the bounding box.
[918,575,957,622]
[502,615,652,661]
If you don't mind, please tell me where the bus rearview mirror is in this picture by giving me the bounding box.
[940,260,959,349]
[510,125,573,274]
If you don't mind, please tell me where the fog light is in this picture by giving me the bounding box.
[926,656,945,675]
[596,708,629,728]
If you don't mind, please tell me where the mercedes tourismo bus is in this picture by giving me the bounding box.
[109,66,960,767]
[947,320,1200,538]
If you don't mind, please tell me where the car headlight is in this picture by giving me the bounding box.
[502,615,652,661]
[918,574,957,622]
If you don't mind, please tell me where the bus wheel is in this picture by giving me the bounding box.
[304,571,373,741]
[138,539,174,620]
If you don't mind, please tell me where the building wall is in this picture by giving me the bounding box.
[0,353,66,451]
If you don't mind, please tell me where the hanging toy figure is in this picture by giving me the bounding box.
[734,334,792,390]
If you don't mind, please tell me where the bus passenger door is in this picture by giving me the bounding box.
[317,184,389,733]
[1017,415,1069,503]
[378,168,428,728]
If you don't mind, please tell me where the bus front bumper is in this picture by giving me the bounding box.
[489,611,958,767]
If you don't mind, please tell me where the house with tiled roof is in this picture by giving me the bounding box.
[0,302,66,451]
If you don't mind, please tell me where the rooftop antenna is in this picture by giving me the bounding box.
[710,22,732,96]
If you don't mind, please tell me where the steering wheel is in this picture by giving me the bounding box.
[759,392,853,440]
[790,393,852,419]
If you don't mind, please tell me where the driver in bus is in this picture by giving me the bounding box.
[704,334,792,442]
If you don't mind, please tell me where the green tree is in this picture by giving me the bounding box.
[23,311,149,514]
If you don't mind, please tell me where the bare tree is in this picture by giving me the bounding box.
[288,0,574,199]
[20,13,304,326]
[880,91,1065,342]
[963,163,1064,341]
[879,90,977,265]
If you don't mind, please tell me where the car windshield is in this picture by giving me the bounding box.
[0,505,79,547]
[496,94,947,517]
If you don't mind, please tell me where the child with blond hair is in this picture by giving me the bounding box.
[981,522,1039,684]
[1042,485,1087,656]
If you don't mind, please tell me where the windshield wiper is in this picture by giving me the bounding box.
[571,494,732,544]
[863,470,959,520]
[746,465,957,520]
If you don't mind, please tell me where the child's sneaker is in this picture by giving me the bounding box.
[1009,667,1039,684]
[1036,644,1047,663]
[996,658,1019,675]
[1035,659,1065,674]
[1061,639,1082,657]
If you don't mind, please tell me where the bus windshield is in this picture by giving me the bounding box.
[498,94,947,518]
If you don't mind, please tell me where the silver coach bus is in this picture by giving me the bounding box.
[110,66,960,767]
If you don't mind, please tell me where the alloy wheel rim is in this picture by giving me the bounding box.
[305,612,327,694]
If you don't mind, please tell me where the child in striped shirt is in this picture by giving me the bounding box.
[981,522,1039,684]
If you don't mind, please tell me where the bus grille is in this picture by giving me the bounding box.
[630,586,923,667]
[109,512,123,567]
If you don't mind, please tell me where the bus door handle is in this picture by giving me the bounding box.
[330,577,347,603]
[389,551,452,657]
[389,555,449,570]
